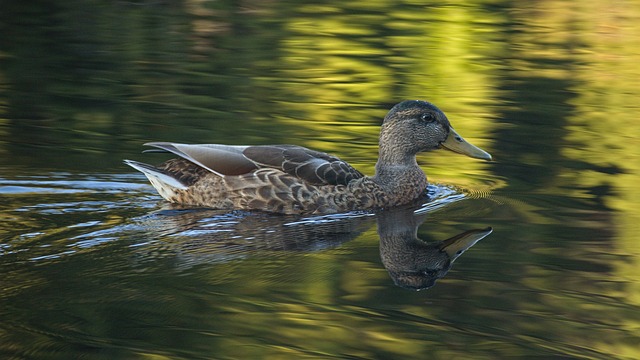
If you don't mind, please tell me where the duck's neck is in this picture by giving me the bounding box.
[372,145,428,201]
[373,157,426,186]
[374,125,423,173]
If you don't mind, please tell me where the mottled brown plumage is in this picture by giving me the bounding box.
[124,100,492,214]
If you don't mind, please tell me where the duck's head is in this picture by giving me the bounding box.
[379,100,492,162]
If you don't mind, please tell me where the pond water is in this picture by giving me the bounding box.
[1,1,640,359]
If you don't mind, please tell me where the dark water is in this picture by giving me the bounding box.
[2,1,640,359]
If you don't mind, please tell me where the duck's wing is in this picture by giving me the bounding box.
[243,145,365,186]
[144,143,364,186]
[144,142,256,177]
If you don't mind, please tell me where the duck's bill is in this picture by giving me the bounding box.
[441,127,492,161]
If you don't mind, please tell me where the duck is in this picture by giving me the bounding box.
[124,100,492,214]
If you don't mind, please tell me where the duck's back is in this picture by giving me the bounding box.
[125,143,379,214]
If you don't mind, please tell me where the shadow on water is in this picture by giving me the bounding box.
[0,171,491,294]
[125,185,491,291]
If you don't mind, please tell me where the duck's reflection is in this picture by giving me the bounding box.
[377,208,492,290]
[134,203,491,290]
[137,206,373,253]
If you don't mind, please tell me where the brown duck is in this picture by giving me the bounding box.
[124,100,492,214]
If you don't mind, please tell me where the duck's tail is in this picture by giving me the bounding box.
[124,160,188,201]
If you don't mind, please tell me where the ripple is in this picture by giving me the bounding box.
[0,185,87,194]
[0,177,151,195]
[414,184,467,214]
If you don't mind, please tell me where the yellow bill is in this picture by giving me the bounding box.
[441,127,492,161]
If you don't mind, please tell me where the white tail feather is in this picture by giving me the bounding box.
[124,160,188,191]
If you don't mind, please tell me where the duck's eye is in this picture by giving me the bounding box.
[421,113,435,122]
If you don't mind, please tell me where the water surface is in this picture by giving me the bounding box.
[1,1,640,359]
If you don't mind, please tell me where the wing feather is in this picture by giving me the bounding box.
[143,143,365,186]
[243,145,364,186]
[144,142,256,176]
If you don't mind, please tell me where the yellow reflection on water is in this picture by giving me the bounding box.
[274,1,501,186]
[505,1,640,359]
[564,6,640,359]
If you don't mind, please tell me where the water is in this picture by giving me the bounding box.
[2,1,640,359]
